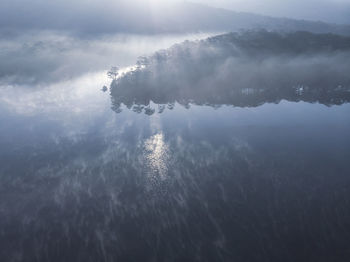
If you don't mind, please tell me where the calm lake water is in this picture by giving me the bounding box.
[0,34,350,262]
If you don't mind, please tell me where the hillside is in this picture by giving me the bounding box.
[111,31,350,113]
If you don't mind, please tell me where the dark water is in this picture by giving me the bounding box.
[1,31,350,262]
[1,75,350,261]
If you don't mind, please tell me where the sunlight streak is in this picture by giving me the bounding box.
[144,132,169,180]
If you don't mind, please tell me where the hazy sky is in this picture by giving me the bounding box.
[195,0,350,24]
[0,0,349,30]
[2,0,348,86]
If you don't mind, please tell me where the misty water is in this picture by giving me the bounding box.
[1,33,350,262]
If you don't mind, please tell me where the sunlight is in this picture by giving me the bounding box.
[144,132,169,179]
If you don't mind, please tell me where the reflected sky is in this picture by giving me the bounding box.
[1,79,350,260]
[1,34,350,261]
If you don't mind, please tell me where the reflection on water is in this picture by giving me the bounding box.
[1,32,350,262]
[144,132,169,180]
[1,81,350,261]
[111,80,350,115]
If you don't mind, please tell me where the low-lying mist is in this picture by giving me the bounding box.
[111,31,350,113]
[0,31,213,85]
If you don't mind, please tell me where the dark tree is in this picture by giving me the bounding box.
[107,67,119,80]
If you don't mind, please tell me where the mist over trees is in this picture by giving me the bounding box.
[1,1,349,85]
[107,67,119,80]
[111,31,350,114]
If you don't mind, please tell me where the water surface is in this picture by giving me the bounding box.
[0,34,350,262]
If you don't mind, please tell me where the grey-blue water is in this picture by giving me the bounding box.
[0,33,350,262]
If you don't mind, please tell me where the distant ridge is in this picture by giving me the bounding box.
[139,2,350,36]
[1,1,350,36]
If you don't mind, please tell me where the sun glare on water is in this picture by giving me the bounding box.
[144,132,169,180]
